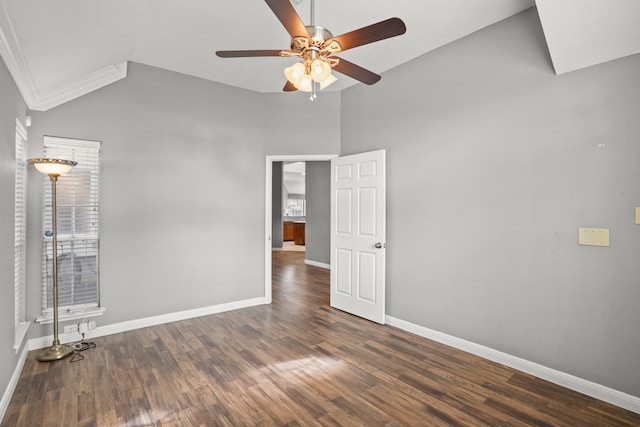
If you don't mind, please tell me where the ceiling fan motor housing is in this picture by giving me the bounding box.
[305,25,333,45]
[292,25,342,56]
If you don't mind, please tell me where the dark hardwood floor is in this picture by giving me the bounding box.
[3,251,639,426]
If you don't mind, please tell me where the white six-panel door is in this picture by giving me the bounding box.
[330,150,386,324]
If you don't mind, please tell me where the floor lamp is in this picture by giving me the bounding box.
[28,158,78,362]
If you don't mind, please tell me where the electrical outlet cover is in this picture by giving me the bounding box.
[578,227,610,247]
[63,324,78,333]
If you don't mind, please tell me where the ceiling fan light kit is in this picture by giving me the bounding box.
[216,0,406,99]
[284,34,337,91]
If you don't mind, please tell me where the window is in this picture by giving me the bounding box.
[285,198,306,216]
[14,120,29,350]
[37,136,104,323]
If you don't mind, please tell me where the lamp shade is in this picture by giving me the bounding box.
[28,158,77,176]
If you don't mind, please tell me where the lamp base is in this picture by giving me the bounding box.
[37,343,75,362]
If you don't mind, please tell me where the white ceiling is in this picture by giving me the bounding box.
[283,162,306,195]
[1,0,638,111]
[536,0,640,74]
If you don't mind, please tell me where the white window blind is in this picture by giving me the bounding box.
[14,120,29,349]
[40,136,101,319]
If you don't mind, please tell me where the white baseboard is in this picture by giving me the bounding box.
[0,345,28,422]
[304,259,330,269]
[386,315,640,414]
[28,297,267,350]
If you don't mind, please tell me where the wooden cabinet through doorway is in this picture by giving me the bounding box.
[283,221,294,241]
[294,222,305,245]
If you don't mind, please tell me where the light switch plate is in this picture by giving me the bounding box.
[578,228,609,247]
[636,207,640,225]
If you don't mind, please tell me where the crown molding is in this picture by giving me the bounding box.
[30,62,128,111]
[0,3,127,111]
[0,1,37,106]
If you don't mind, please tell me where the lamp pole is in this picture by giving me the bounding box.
[28,158,77,361]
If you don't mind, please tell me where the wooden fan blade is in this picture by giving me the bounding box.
[332,17,406,52]
[216,50,284,58]
[331,57,381,85]
[283,80,298,92]
[265,0,310,38]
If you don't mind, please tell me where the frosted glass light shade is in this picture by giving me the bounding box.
[28,158,77,176]
[296,74,313,92]
[310,59,331,82]
[284,62,305,87]
[319,73,338,90]
[284,60,337,93]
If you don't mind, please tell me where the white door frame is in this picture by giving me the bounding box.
[264,154,338,303]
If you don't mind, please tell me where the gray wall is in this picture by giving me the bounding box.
[263,92,340,156]
[0,57,28,408]
[304,161,330,265]
[340,9,640,397]
[272,162,283,248]
[25,62,341,338]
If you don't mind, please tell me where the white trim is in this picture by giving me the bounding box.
[0,5,127,111]
[0,345,28,422]
[28,297,267,350]
[36,306,106,325]
[386,315,640,415]
[265,154,338,306]
[13,321,30,353]
[0,2,37,106]
[30,62,127,111]
[304,259,330,269]
[265,159,273,305]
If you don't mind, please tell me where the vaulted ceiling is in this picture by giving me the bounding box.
[1,0,638,111]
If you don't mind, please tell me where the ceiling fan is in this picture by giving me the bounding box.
[216,0,406,96]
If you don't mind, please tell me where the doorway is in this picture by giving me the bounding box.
[264,154,337,304]
[282,161,306,252]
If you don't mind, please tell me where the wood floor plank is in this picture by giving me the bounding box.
[2,251,639,426]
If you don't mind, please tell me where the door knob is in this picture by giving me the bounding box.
[374,242,383,249]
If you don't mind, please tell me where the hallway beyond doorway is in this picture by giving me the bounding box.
[282,241,305,252]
